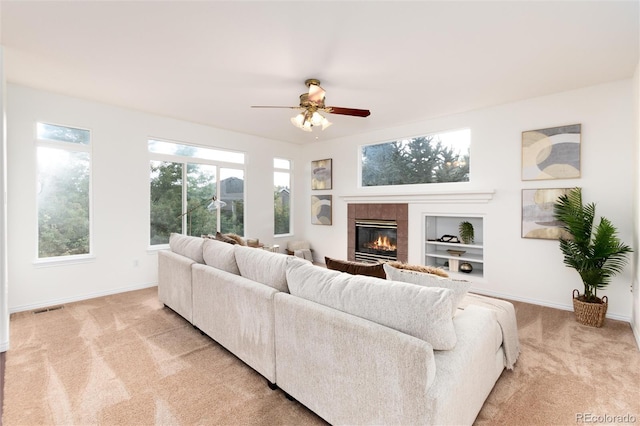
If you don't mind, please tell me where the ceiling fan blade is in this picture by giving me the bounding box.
[251,105,301,109]
[307,83,326,103]
[325,106,371,117]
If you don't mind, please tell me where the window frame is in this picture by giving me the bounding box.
[273,157,293,237]
[148,138,246,248]
[34,122,94,265]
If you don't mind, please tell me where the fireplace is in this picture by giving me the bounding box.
[348,204,408,263]
[355,220,398,262]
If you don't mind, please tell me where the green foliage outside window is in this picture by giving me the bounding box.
[274,187,290,235]
[150,159,245,244]
[37,148,91,258]
[361,132,470,187]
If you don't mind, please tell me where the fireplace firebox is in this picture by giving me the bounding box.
[355,220,398,263]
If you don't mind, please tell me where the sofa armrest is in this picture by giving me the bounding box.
[158,250,195,323]
[274,293,436,425]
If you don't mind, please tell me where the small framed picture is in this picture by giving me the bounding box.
[311,195,332,225]
[311,158,332,190]
[522,188,572,239]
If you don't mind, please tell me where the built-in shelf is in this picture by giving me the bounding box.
[424,214,484,280]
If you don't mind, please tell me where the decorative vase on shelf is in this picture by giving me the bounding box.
[459,262,473,273]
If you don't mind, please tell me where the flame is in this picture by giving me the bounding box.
[366,235,397,252]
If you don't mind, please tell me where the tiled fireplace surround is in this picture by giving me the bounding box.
[347,203,408,263]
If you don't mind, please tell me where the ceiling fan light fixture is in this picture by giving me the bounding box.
[291,110,331,132]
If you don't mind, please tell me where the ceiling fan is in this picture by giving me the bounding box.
[251,79,371,132]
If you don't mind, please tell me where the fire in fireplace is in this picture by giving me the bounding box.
[355,219,398,263]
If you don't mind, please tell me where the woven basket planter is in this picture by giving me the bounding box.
[572,289,608,327]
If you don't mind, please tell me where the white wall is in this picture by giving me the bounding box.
[302,79,636,321]
[633,61,640,346]
[1,47,9,351]
[6,84,304,312]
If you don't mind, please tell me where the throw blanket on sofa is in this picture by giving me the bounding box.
[458,293,521,370]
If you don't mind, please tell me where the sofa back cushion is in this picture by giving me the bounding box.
[169,233,204,264]
[325,256,386,279]
[287,261,457,350]
[383,263,470,316]
[202,238,240,275]
[234,245,291,292]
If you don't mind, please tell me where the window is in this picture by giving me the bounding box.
[360,128,470,187]
[36,123,92,259]
[274,158,291,235]
[149,139,245,245]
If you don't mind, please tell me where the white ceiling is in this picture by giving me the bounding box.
[1,1,638,144]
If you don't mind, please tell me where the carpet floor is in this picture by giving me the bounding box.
[2,287,639,425]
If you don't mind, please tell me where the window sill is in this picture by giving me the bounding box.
[33,254,96,268]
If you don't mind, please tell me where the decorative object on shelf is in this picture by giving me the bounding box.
[458,221,474,244]
[522,123,581,181]
[459,262,473,273]
[437,235,459,243]
[522,188,572,240]
[311,158,332,190]
[553,187,632,327]
[446,249,466,256]
[311,194,332,225]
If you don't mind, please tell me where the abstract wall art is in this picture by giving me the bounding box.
[522,188,572,240]
[311,195,332,225]
[522,124,581,181]
[311,158,332,190]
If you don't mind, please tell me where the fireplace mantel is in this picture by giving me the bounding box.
[340,189,494,204]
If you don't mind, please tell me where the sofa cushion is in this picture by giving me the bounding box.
[325,256,386,279]
[202,238,240,275]
[287,261,457,350]
[383,263,470,316]
[169,233,204,264]
[234,245,291,292]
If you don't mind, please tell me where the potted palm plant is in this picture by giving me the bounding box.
[553,187,632,327]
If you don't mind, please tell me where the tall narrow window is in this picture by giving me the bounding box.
[274,158,291,235]
[36,123,91,259]
[149,139,245,245]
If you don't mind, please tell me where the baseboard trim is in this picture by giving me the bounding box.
[469,287,632,323]
[9,281,158,314]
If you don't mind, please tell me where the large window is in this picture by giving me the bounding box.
[274,158,291,236]
[149,140,245,245]
[361,128,470,187]
[36,123,92,259]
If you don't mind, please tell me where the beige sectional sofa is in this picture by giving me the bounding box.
[158,233,520,425]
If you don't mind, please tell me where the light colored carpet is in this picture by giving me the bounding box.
[2,287,639,425]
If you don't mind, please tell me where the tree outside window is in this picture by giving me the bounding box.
[149,140,245,245]
[274,158,291,236]
[361,129,470,186]
[36,123,91,259]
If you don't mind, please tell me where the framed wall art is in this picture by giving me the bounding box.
[522,124,581,181]
[522,188,572,240]
[311,158,332,190]
[311,195,332,225]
